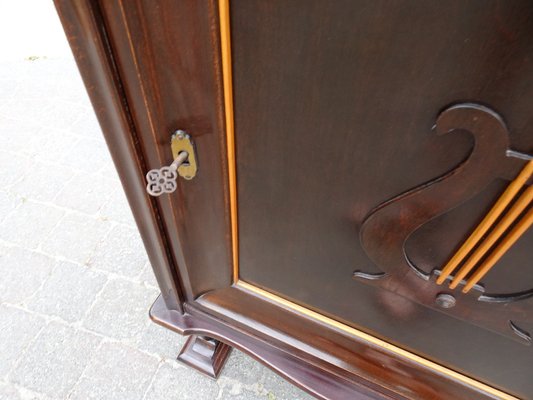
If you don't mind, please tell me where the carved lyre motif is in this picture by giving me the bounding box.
[436,161,533,292]
[353,103,533,344]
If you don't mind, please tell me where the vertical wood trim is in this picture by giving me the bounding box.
[219,0,239,283]
[53,0,184,311]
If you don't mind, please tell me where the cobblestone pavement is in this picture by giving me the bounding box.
[0,2,312,399]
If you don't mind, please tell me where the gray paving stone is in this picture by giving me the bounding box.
[83,279,157,341]
[0,60,29,80]
[0,99,51,129]
[31,127,80,165]
[221,350,313,400]
[217,377,271,400]
[40,212,110,264]
[69,111,105,142]
[10,322,101,398]
[0,200,64,249]
[69,342,159,400]
[136,322,184,360]
[39,100,88,132]
[0,79,20,104]
[14,60,87,106]
[99,184,136,226]
[0,190,22,223]
[144,361,220,400]
[53,172,115,215]
[60,136,113,175]
[0,151,31,189]
[98,159,121,182]
[0,381,46,400]
[0,118,41,156]
[0,382,22,400]
[0,247,56,304]
[0,305,45,378]
[88,224,148,277]
[27,261,107,323]
[218,380,309,400]
[10,160,75,203]
[9,72,64,102]
[138,262,159,288]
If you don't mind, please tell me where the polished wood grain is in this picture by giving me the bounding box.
[236,281,516,399]
[177,335,232,379]
[96,0,233,300]
[232,1,533,396]
[55,1,533,398]
[54,0,185,312]
[151,287,513,400]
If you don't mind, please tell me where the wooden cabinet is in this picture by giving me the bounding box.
[55,1,533,398]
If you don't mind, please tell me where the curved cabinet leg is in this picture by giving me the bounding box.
[177,334,232,379]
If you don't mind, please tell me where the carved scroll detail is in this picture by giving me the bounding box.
[353,103,533,344]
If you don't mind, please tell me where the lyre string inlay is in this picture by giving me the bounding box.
[437,160,533,292]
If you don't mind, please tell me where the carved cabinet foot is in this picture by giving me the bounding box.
[177,335,232,379]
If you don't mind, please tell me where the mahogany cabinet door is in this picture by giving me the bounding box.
[232,1,533,397]
[55,1,533,399]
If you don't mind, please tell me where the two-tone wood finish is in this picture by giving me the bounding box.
[232,1,533,396]
[55,1,532,399]
[56,0,234,306]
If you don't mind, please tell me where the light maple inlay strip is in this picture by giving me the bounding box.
[463,206,533,293]
[219,0,239,282]
[437,160,533,285]
[450,185,533,289]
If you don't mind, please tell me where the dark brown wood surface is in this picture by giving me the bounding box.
[96,0,233,301]
[53,0,187,311]
[232,1,533,397]
[177,335,232,379]
[151,287,499,400]
[56,0,235,304]
[55,0,532,399]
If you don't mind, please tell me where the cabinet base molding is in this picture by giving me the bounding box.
[149,287,512,400]
[177,335,232,379]
[150,294,388,399]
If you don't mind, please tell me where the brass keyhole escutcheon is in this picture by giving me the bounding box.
[171,130,198,180]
